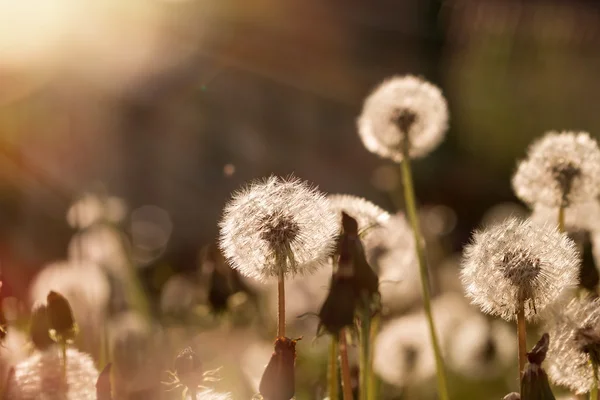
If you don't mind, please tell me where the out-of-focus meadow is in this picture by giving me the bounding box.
[1,0,600,399]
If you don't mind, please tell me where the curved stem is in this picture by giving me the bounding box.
[400,145,449,400]
[329,336,340,400]
[516,302,527,384]
[339,329,354,400]
[558,205,565,233]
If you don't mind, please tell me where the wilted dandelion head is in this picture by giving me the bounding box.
[5,348,98,400]
[460,218,579,321]
[327,194,390,232]
[357,75,448,162]
[219,176,339,281]
[512,131,600,208]
[546,296,600,394]
[447,314,515,380]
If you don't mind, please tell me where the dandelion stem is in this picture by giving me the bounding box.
[516,302,527,381]
[368,314,380,400]
[277,268,286,338]
[400,142,449,400]
[61,340,67,384]
[329,336,340,400]
[558,205,566,233]
[591,358,599,400]
[358,305,370,400]
[339,329,354,400]
[189,387,197,400]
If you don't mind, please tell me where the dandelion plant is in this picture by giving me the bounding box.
[358,74,450,400]
[461,217,579,385]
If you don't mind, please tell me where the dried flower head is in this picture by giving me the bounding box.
[512,131,600,208]
[447,314,515,380]
[5,348,98,400]
[546,297,600,394]
[357,75,449,162]
[461,218,579,321]
[219,176,339,281]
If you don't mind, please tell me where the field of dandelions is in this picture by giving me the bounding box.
[4,70,600,400]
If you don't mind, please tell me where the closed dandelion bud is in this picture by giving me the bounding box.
[219,176,339,282]
[174,347,203,390]
[317,275,356,336]
[29,303,54,351]
[357,75,449,162]
[5,348,98,399]
[546,297,600,394]
[512,131,600,208]
[259,337,299,400]
[521,333,556,400]
[46,291,77,341]
[460,218,579,321]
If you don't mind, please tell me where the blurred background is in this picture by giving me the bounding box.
[1,0,600,398]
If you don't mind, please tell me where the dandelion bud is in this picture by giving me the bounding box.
[174,347,203,390]
[219,176,339,282]
[357,75,449,162]
[512,131,600,208]
[259,337,299,400]
[317,275,356,336]
[461,218,579,321]
[29,303,54,351]
[5,348,98,399]
[521,333,556,400]
[46,291,77,342]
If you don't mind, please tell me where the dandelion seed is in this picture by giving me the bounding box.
[219,176,339,282]
[447,314,515,380]
[546,296,600,394]
[357,75,449,162]
[512,131,600,209]
[5,348,98,400]
[460,218,579,321]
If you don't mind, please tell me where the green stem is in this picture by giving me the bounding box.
[400,144,449,400]
[558,205,565,233]
[359,307,370,400]
[329,336,340,400]
[339,329,354,400]
[61,341,67,383]
[591,358,599,400]
[368,314,380,400]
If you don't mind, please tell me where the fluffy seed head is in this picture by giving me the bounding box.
[512,131,600,208]
[546,297,600,394]
[327,194,390,231]
[357,75,449,162]
[219,176,339,281]
[461,218,580,321]
[5,348,98,400]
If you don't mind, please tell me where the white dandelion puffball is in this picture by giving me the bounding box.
[327,194,390,231]
[531,202,600,233]
[512,131,600,208]
[219,176,339,281]
[546,297,600,394]
[357,75,449,162]
[67,192,127,229]
[461,218,580,321]
[5,348,98,400]
[447,314,515,380]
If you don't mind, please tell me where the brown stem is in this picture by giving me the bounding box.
[558,205,565,233]
[517,302,527,382]
[339,329,354,400]
[278,269,286,338]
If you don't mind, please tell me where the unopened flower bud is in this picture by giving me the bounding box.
[521,333,555,400]
[259,337,299,400]
[46,291,77,342]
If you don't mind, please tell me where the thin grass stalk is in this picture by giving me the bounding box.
[329,336,340,400]
[400,143,449,400]
[591,358,599,400]
[516,302,527,384]
[358,306,370,400]
[339,329,354,400]
[368,314,380,400]
[558,205,566,233]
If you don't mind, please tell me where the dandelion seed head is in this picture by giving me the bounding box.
[67,192,127,229]
[531,201,600,233]
[357,75,449,162]
[219,176,339,281]
[512,131,600,208]
[5,348,98,400]
[327,194,390,232]
[461,218,580,321]
[546,297,600,394]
